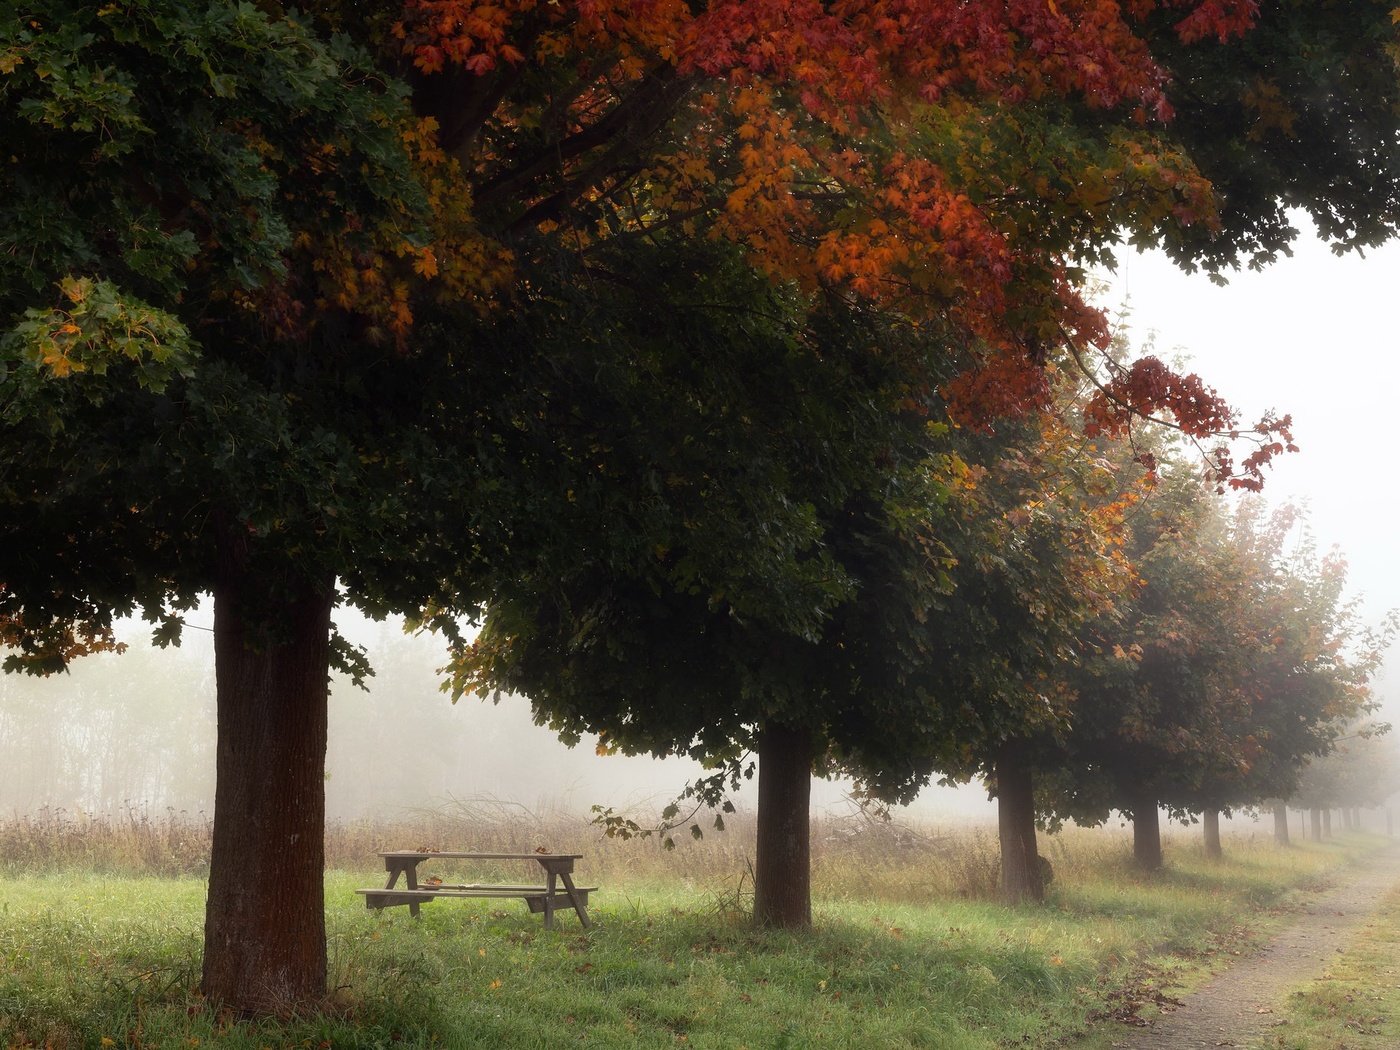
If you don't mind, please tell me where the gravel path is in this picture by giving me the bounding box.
[1107,844,1400,1049]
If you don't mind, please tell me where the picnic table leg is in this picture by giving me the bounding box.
[384,857,422,918]
[543,869,557,930]
[559,871,593,929]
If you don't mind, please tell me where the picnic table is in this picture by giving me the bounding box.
[357,851,595,929]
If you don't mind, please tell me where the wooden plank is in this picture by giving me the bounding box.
[376,851,584,861]
[524,890,592,913]
[357,890,439,909]
[356,886,597,900]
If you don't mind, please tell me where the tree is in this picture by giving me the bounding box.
[1176,507,1391,858]
[1037,483,1385,869]
[1035,467,1252,869]
[450,246,975,928]
[951,406,1141,902]
[8,0,1400,1011]
[1292,726,1400,824]
[1,0,450,1011]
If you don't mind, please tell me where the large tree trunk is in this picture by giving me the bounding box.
[1131,791,1163,871]
[202,553,334,1015]
[1202,808,1222,861]
[753,721,814,929]
[1310,807,1322,842]
[1273,801,1290,846]
[995,739,1044,904]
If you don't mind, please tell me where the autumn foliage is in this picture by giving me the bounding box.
[368,0,1309,480]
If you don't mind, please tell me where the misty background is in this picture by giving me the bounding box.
[0,605,1000,827]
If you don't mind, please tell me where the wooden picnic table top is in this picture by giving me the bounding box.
[377,851,584,861]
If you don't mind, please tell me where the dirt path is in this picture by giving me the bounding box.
[1106,844,1400,1049]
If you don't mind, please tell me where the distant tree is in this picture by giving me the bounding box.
[1177,508,1392,858]
[0,639,214,813]
[1292,726,1400,821]
[1038,486,1385,868]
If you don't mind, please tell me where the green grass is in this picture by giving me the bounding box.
[1263,880,1400,1049]
[0,827,1384,1049]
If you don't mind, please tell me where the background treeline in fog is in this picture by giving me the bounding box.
[0,619,705,822]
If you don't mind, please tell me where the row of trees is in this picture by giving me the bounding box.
[493,359,1390,906]
[1010,476,1389,892]
[6,0,1400,1017]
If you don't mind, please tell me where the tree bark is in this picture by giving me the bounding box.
[1272,801,1290,846]
[995,739,1044,904]
[1323,808,1333,838]
[202,555,334,1015]
[1202,808,1222,861]
[753,721,814,929]
[1310,807,1322,842]
[1132,791,1163,871]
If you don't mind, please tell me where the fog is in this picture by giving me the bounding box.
[0,605,999,827]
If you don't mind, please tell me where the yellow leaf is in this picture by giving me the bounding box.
[489,979,502,990]
[413,247,439,279]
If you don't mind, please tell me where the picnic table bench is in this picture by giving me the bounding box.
[357,851,595,929]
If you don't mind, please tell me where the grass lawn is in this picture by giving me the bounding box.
[0,824,1385,1049]
[1263,881,1400,1049]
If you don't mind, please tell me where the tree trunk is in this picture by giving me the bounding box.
[1323,808,1333,838]
[202,555,334,1015]
[1202,808,1222,861]
[1273,801,1290,846]
[1310,807,1322,842]
[753,721,814,929]
[1131,792,1163,871]
[995,739,1044,904]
